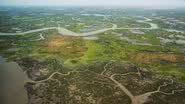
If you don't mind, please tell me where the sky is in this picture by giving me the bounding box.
[1,0,185,8]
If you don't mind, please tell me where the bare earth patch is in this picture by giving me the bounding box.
[38,34,87,59]
[131,53,185,64]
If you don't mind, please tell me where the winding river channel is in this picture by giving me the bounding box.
[0,17,184,37]
[0,17,159,36]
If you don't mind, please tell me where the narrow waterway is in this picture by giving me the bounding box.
[0,56,28,104]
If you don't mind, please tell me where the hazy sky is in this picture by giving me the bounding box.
[1,0,185,7]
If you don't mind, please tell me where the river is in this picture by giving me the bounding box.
[0,56,28,104]
[0,17,159,37]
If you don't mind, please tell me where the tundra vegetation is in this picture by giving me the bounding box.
[0,7,185,104]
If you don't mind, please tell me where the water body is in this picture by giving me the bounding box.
[83,36,99,40]
[0,56,28,104]
[165,29,184,33]
[81,13,111,17]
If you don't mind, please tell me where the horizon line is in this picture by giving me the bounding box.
[0,4,185,9]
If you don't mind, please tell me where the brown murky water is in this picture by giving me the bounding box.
[0,56,28,104]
